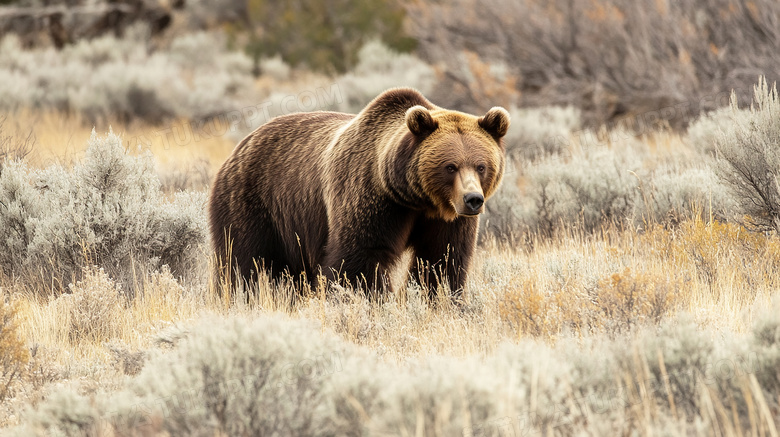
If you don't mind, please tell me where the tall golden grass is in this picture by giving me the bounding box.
[0,109,777,432]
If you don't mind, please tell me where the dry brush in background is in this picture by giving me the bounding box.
[406,0,780,127]
[1,1,780,432]
[3,0,780,130]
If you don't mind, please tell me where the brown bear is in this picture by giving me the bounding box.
[209,87,509,297]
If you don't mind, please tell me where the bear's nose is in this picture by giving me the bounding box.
[464,192,484,213]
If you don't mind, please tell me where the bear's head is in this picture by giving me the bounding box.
[403,105,510,221]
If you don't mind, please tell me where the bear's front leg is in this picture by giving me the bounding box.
[323,246,398,295]
[322,206,414,296]
[408,215,479,301]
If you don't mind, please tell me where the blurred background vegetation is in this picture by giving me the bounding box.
[1,0,778,127]
[240,0,415,73]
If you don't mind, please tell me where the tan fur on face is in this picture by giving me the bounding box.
[414,110,505,221]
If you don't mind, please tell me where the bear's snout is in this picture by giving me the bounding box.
[450,167,485,217]
[463,192,484,214]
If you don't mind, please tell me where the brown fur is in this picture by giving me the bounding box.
[209,88,509,296]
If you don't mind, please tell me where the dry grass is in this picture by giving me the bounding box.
[493,218,780,339]
[0,109,236,177]
[4,218,777,431]
[6,217,775,388]
[1,110,778,433]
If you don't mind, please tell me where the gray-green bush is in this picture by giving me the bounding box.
[235,40,436,139]
[637,165,736,224]
[685,106,749,157]
[13,303,780,436]
[481,159,533,238]
[332,40,436,114]
[0,30,255,123]
[715,77,780,233]
[0,130,206,292]
[485,119,744,238]
[504,105,582,160]
[485,136,644,237]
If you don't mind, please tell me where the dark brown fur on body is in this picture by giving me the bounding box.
[209,88,509,297]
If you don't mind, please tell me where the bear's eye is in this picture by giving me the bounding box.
[445,164,457,174]
[476,164,486,174]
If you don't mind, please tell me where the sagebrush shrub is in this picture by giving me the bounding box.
[594,268,678,333]
[107,343,147,376]
[637,165,736,225]
[0,160,42,275]
[14,311,780,436]
[258,55,292,81]
[685,106,750,157]
[631,317,714,416]
[0,130,207,292]
[19,388,99,437]
[0,31,254,122]
[330,40,436,114]
[523,141,642,235]
[660,219,780,290]
[59,267,124,343]
[751,298,780,397]
[715,77,780,233]
[482,107,582,236]
[499,279,552,337]
[238,40,436,137]
[483,126,739,239]
[480,159,533,238]
[504,105,582,160]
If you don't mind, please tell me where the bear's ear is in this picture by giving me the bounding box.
[478,107,511,139]
[405,106,438,137]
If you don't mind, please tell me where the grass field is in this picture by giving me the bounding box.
[1,106,779,435]
[3,0,780,432]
